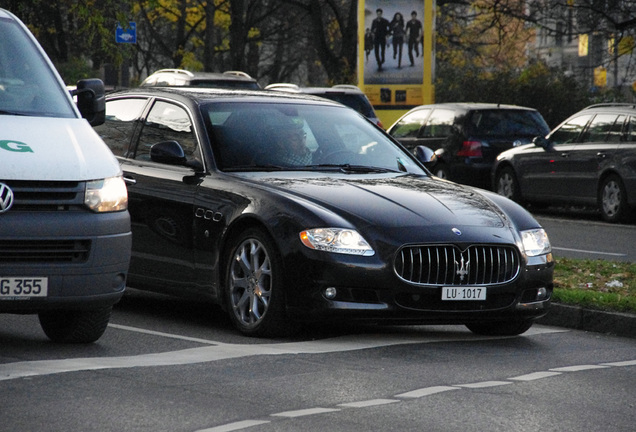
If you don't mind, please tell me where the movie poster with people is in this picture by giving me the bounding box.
[358,0,434,122]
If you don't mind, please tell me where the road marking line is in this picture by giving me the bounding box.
[271,408,340,418]
[195,420,270,432]
[395,386,459,398]
[509,371,562,381]
[550,365,609,372]
[455,381,512,388]
[338,399,400,408]
[601,360,636,367]
[552,246,626,257]
[108,323,220,345]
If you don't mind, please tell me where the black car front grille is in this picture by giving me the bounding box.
[1,180,85,211]
[394,244,520,286]
[0,240,91,263]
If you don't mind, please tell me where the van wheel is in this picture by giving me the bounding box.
[599,175,628,223]
[495,167,521,203]
[224,227,290,337]
[38,306,112,343]
[466,320,533,336]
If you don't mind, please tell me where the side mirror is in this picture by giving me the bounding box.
[73,79,106,126]
[150,141,188,165]
[532,136,551,149]
[414,145,437,164]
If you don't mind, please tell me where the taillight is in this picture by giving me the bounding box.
[456,140,483,157]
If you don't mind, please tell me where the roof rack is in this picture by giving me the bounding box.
[223,70,253,79]
[264,83,301,92]
[585,103,636,109]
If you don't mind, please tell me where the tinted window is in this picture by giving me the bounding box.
[628,117,636,142]
[549,114,592,144]
[390,109,431,138]
[607,115,626,142]
[95,98,147,156]
[467,110,549,136]
[581,114,620,143]
[135,101,199,162]
[205,102,425,174]
[421,109,454,138]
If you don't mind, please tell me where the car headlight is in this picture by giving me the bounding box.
[521,228,551,256]
[85,176,128,212]
[300,228,375,256]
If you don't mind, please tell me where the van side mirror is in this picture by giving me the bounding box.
[73,79,106,126]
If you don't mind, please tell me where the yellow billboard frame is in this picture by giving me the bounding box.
[357,0,435,127]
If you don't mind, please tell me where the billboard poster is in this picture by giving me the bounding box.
[358,0,434,122]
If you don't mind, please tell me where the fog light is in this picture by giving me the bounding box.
[324,287,337,299]
[536,287,548,300]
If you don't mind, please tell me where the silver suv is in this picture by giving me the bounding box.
[141,69,261,90]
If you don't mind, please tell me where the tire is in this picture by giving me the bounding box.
[599,174,628,223]
[38,306,112,343]
[465,320,533,336]
[495,166,521,203]
[224,227,290,337]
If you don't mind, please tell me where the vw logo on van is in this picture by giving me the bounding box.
[0,183,15,213]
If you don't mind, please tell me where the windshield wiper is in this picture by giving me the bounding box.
[309,164,399,173]
[224,164,287,172]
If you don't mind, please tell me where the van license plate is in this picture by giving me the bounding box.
[0,278,48,299]
[442,287,486,301]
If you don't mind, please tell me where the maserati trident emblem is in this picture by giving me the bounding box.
[455,255,470,281]
[0,183,15,213]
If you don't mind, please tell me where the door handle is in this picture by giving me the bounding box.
[123,176,137,185]
[596,152,607,159]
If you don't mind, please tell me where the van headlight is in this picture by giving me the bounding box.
[521,228,551,256]
[85,176,128,212]
[300,228,375,256]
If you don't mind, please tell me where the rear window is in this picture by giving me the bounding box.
[467,110,549,137]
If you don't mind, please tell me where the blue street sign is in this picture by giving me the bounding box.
[116,22,137,44]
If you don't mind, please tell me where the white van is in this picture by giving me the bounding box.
[0,9,131,342]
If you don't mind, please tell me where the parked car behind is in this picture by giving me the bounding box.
[493,103,636,223]
[93,87,553,338]
[141,69,261,90]
[265,83,383,128]
[388,103,550,189]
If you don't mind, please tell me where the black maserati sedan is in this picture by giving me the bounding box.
[94,87,554,337]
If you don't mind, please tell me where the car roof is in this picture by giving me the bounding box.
[265,83,366,95]
[580,103,636,113]
[107,86,347,107]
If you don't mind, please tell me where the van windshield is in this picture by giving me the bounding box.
[0,14,76,118]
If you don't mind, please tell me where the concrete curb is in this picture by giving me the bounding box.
[537,303,636,339]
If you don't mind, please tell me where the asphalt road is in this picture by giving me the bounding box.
[1,210,635,432]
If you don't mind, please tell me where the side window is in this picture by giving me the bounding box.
[549,114,592,144]
[135,101,199,162]
[421,109,455,138]
[581,114,619,143]
[390,109,430,138]
[607,115,626,143]
[628,117,636,142]
[94,98,148,157]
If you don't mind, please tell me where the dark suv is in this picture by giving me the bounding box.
[265,83,383,128]
[493,103,636,223]
[388,103,550,189]
[140,69,261,90]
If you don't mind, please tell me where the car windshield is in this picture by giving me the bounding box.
[467,110,549,137]
[0,15,75,118]
[204,102,425,174]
